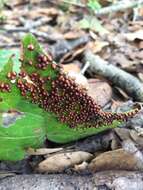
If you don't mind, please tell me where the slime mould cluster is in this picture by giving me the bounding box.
[0,42,140,130]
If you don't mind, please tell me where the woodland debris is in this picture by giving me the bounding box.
[37,151,93,173]
[0,174,94,190]
[66,71,89,89]
[84,50,143,102]
[122,139,143,166]
[50,35,89,61]
[89,148,143,172]
[1,172,143,189]
[123,30,143,41]
[87,79,112,107]
[93,170,143,190]
[94,0,143,16]
[27,148,63,156]
[72,131,115,154]
[130,130,143,146]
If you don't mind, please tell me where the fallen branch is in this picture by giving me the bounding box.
[95,0,143,16]
[1,172,143,189]
[0,43,20,48]
[84,50,143,102]
[60,0,143,16]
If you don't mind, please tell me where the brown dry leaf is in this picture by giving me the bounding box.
[139,41,143,49]
[25,8,59,19]
[128,21,143,32]
[111,100,125,112]
[87,79,112,107]
[89,149,143,172]
[5,0,26,6]
[138,73,143,82]
[130,130,143,147]
[36,8,59,17]
[87,41,109,54]
[114,128,131,141]
[37,151,93,173]
[62,63,81,73]
[111,53,134,69]
[60,46,86,64]
[27,148,63,156]
[62,64,89,88]
[73,161,88,172]
[66,71,89,89]
[63,31,86,40]
[124,30,143,41]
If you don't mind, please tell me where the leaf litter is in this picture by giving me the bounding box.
[0,1,143,189]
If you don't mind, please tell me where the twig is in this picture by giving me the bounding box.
[133,0,143,21]
[1,27,62,42]
[60,0,86,8]
[0,43,20,48]
[30,29,62,42]
[60,0,143,16]
[84,50,143,102]
[20,17,51,30]
[80,61,90,75]
[95,0,143,16]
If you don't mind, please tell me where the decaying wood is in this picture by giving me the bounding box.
[84,50,143,102]
[0,172,143,190]
[93,170,143,190]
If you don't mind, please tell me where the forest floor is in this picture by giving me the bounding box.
[1,0,143,189]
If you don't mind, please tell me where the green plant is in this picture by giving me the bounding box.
[87,0,102,11]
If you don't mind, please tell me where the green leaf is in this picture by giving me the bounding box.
[87,0,102,11]
[79,16,109,34]
[0,57,21,110]
[0,49,46,160]
[22,33,58,79]
[0,109,46,161]
[0,49,20,73]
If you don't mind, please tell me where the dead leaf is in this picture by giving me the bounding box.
[67,71,89,89]
[130,130,143,147]
[62,63,81,73]
[27,148,63,156]
[124,30,143,41]
[60,46,86,64]
[87,79,112,107]
[89,149,143,172]
[87,41,109,54]
[73,161,88,172]
[63,31,85,40]
[37,151,93,173]
[114,128,131,141]
[138,73,143,82]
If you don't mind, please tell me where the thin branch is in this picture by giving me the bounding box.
[84,50,143,102]
[80,62,90,75]
[60,0,143,16]
[57,0,86,8]
[95,0,143,16]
